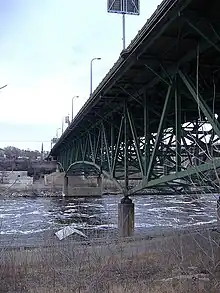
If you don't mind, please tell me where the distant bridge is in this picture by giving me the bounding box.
[50,0,220,199]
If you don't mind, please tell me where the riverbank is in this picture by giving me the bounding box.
[0,225,220,292]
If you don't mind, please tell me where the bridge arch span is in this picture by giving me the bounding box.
[56,161,65,173]
[65,161,123,193]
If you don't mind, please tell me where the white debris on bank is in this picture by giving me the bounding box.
[55,225,87,240]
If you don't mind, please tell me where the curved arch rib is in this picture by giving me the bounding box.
[57,161,65,173]
[65,160,124,194]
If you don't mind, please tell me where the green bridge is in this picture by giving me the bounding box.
[50,0,220,235]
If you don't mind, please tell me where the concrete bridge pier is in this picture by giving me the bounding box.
[118,196,134,237]
[63,175,68,197]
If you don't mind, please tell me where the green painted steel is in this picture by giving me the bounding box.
[51,0,220,195]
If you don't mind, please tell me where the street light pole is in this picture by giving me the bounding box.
[56,128,61,138]
[62,118,64,134]
[90,57,101,96]
[72,95,79,122]
[122,13,126,49]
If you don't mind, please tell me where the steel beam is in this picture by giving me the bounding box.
[144,64,171,86]
[112,116,124,178]
[175,76,182,172]
[179,71,220,138]
[102,123,111,172]
[184,19,220,54]
[88,132,95,162]
[110,122,114,170]
[144,93,150,176]
[146,85,172,182]
[124,99,129,195]
[130,159,220,195]
[127,108,144,176]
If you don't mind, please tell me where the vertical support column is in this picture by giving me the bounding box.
[195,119,199,166]
[64,149,67,171]
[144,93,150,177]
[66,148,70,168]
[124,99,129,195]
[70,143,74,165]
[175,75,181,172]
[217,196,220,225]
[63,175,68,197]
[146,85,172,181]
[100,125,103,172]
[118,99,134,237]
[110,121,115,176]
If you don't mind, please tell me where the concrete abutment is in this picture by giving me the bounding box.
[62,174,102,197]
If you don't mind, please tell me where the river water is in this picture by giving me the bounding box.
[0,193,218,247]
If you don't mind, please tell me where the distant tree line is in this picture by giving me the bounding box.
[0,146,44,160]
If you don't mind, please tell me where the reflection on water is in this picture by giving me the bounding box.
[0,193,218,237]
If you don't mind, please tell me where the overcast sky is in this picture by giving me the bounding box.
[0,0,162,151]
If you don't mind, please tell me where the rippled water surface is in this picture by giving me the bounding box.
[0,193,217,240]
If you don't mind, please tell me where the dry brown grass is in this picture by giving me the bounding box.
[0,228,220,292]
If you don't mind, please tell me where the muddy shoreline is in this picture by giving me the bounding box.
[1,221,218,250]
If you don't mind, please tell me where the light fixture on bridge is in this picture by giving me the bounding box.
[51,137,58,149]
[72,95,79,122]
[90,57,101,97]
[65,115,70,126]
[56,128,61,138]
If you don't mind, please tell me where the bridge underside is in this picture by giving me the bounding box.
[52,0,220,196]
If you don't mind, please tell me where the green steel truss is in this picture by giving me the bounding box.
[57,70,220,195]
[53,3,220,196]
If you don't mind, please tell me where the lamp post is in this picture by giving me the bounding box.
[62,115,70,133]
[90,57,101,96]
[56,128,61,138]
[72,95,79,122]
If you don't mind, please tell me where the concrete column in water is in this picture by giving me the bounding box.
[118,196,134,237]
[63,175,69,197]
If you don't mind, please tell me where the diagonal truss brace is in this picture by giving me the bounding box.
[130,158,220,195]
[179,70,220,138]
[127,108,144,176]
[146,84,173,182]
